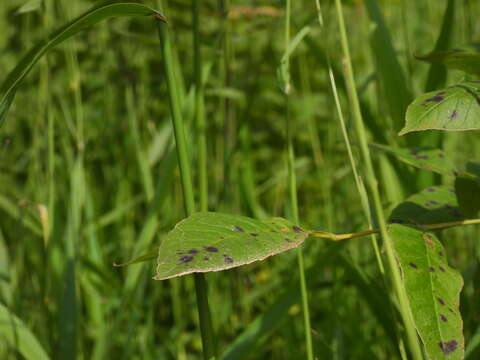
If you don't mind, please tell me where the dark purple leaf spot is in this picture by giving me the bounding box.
[203,257,209,261]
[270,230,277,233]
[204,246,218,253]
[438,153,445,158]
[438,251,443,257]
[440,314,447,322]
[426,187,436,192]
[415,154,429,160]
[449,110,458,120]
[233,225,245,232]
[426,95,444,103]
[223,254,234,264]
[438,340,458,355]
[449,308,454,313]
[439,266,446,272]
[409,263,418,269]
[180,255,194,264]
[428,267,435,272]
[285,238,293,243]
[188,249,198,255]
[250,233,259,237]
[292,226,303,233]
[437,91,446,96]
[437,297,445,306]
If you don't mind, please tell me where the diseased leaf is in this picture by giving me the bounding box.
[389,224,464,360]
[155,212,309,280]
[371,144,456,176]
[454,174,480,218]
[417,50,480,77]
[399,81,480,135]
[389,186,463,225]
[0,2,165,126]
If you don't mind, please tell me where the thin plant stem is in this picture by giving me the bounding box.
[156,19,216,360]
[284,1,313,359]
[192,0,208,212]
[332,1,423,358]
[313,0,385,274]
[310,218,480,241]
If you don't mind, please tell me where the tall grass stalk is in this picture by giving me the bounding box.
[192,0,208,212]
[332,1,423,358]
[313,0,384,274]
[284,1,313,359]
[156,19,216,360]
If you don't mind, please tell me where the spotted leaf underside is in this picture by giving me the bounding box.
[155,212,308,280]
[371,143,456,176]
[389,186,463,225]
[389,224,464,360]
[399,81,480,135]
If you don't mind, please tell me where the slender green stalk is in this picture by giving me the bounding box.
[333,1,423,359]
[156,19,216,360]
[310,218,480,241]
[313,0,385,274]
[192,0,208,211]
[283,2,313,359]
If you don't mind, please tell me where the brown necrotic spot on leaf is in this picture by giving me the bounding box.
[233,225,245,232]
[180,255,194,264]
[438,340,458,355]
[426,95,444,103]
[292,226,303,233]
[203,257,209,261]
[439,266,446,272]
[204,246,218,253]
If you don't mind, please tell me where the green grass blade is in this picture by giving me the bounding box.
[424,0,455,92]
[0,303,50,360]
[0,1,165,125]
[364,0,412,133]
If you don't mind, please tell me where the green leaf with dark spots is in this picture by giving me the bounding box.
[389,224,464,360]
[389,186,463,225]
[371,144,456,176]
[399,81,480,135]
[417,50,480,77]
[454,174,480,218]
[155,212,309,280]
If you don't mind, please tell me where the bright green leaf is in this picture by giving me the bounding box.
[400,81,480,135]
[155,212,309,280]
[417,50,480,77]
[389,224,464,360]
[0,2,165,126]
[371,144,457,176]
[389,186,463,225]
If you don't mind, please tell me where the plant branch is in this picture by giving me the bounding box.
[310,219,480,241]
